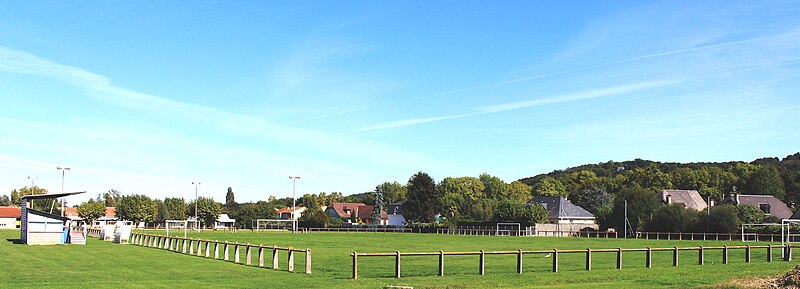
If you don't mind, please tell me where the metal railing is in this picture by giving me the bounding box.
[129,233,311,274]
[350,244,792,279]
[303,227,413,233]
[636,232,794,242]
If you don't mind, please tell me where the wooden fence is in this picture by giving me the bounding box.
[128,233,311,274]
[304,227,413,233]
[636,232,792,242]
[350,244,793,279]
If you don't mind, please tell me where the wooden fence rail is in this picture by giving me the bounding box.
[350,244,792,279]
[127,233,311,274]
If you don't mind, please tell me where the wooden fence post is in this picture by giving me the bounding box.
[768,245,772,262]
[722,245,728,264]
[439,250,445,277]
[288,248,295,272]
[246,244,252,265]
[305,249,312,274]
[197,240,203,257]
[189,239,195,255]
[352,252,358,280]
[169,237,174,250]
[206,241,211,258]
[182,238,188,254]
[586,248,591,271]
[396,251,401,278]
[746,245,751,263]
[673,247,679,266]
[698,246,704,265]
[234,242,240,263]
[214,241,220,259]
[258,246,265,267]
[273,246,279,269]
[479,250,485,275]
[517,249,523,274]
[646,247,652,268]
[785,244,792,261]
[616,248,623,269]
[552,249,558,273]
[224,242,230,261]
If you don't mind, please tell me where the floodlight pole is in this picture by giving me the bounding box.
[289,176,300,233]
[623,200,627,239]
[57,167,71,217]
[193,181,200,230]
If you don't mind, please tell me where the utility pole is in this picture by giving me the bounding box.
[57,167,71,217]
[192,181,200,230]
[623,200,628,239]
[289,176,300,233]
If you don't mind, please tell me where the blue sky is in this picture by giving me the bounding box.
[2,1,799,205]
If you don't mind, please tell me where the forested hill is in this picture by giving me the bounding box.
[518,152,800,209]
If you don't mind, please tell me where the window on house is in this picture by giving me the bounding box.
[759,203,771,214]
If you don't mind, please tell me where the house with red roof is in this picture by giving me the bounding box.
[324,202,387,225]
[275,206,306,220]
[0,206,22,229]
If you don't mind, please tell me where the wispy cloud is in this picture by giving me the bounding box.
[351,80,673,132]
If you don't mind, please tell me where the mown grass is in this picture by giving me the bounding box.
[0,229,795,288]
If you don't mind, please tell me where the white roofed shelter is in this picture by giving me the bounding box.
[20,191,86,245]
[214,214,236,230]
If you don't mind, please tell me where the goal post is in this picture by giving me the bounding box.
[166,220,188,238]
[256,219,294,232]
[740,223,781,242]
[496,223,522,236]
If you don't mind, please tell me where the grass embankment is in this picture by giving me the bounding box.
[0,229,795,288]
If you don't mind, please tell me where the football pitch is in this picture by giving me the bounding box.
[0,229,795,288]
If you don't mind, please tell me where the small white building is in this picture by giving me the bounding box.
[0,206,21,229]
[276,206,306,220]
[214,214,236,229]
[20,191,86,245]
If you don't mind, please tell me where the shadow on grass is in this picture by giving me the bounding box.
[6,238,23,244]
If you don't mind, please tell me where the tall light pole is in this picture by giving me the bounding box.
[57,167,71,217]
[27,176,37,187]
[289,176,300,233]
[192,181,200,230]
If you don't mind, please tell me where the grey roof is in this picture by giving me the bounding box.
[736,194,793,219]
[528,196,595,219]
[21,191,86,200]
[659,190,707,211]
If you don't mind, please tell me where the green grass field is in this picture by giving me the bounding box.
[1,229,796,288]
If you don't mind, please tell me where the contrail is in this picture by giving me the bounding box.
[285,29,800,125]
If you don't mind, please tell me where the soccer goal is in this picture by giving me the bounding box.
[741,223,781,242]
[496,223,522,236]
[166,220,188,238]
[782,219,800,244]
[256,219,294,232]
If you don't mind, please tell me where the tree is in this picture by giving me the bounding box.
[0,194,10,206]
[645,204,700,232]
[10,186,51,210]
[370,187,385,225]
[374,182,407,205]
[492,200,546,224]
[708,205,741,233]
[570,186,612,214]
[505,181,533,203]
[736,204,765,224]
[225,187,236,206]
[532,177,566,197]
[298,198,328,228]
[744,165,785,199]
[611,186,660,234]
[155,199,169,224]
[404,172,439,223]
[103,189,122,207]
[479,173,507,200]
[624,165,672,190]
[77,199,106,223]
[164,197,188,220]
[116,194,157,225]
[437,176,484,218]
[189,197,221,228]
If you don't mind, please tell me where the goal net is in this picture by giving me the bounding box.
[256,219,294,232]
[783,219,800,244]
[166,220,188,238]
[496,223,522,236]
[741,223,780,242]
